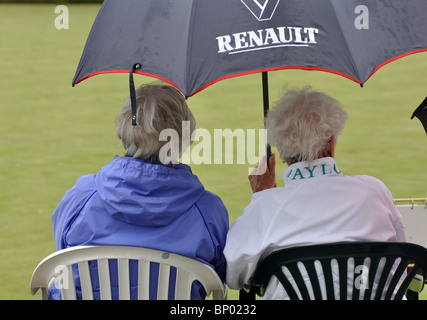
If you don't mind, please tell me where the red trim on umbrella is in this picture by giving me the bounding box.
[361,48,427,84]
[72,48,427,96]
[73,70,181,92]
[190,48,427,97]
[189,66,361,97]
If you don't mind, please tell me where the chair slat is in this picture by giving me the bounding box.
[275,268,301,300]
[77,262,93,300]
[98,258,112,300]
[138,260,150,300]
[351,257,367,300]
[118,258,130,300]
[61,265,77,300]
[157,264,170,300]
[286,263,311,299]
[320,259,335,300]
[363,256,381,300]
[373,257,395,300]
[384,258,409,300]
[304,261,323,299]
[337,258,348,300]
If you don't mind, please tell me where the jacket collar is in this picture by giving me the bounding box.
[283,157,343,184]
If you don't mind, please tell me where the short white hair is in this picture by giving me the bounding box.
[116,84,195,163]
[266,86,348,165]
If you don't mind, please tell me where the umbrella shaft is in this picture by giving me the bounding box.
[262,72,271,166]
[262,72,269,118]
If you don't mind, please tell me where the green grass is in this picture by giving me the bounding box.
[0,4,426,300]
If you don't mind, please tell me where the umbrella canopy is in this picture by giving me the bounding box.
[73,0,427,97]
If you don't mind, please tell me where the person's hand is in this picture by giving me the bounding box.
[248,153,276,193]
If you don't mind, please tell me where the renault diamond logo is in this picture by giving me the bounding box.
[241,0,280,21]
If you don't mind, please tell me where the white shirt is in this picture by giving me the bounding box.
[224,157,406,299]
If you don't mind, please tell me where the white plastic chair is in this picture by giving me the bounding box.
[30,246,226,300]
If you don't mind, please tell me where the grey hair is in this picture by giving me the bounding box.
[116,83,196,163]
[266,86,348,165]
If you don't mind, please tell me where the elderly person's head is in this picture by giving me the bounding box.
[266,86,348,166]
[116,84,195,163]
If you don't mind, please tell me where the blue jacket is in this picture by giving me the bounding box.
[51,156,229,299]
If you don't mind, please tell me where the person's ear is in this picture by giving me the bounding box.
[327,136,336,158]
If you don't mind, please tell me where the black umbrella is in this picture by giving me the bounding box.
[411,97,427,135]
[72,0,427,158]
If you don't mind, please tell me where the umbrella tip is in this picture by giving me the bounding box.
[359,83,364,88]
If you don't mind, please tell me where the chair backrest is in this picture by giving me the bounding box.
[30,246,225,300]
[247,242,427,300]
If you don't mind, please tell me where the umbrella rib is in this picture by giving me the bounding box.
[183,0,199,98]
[328,1,363,83]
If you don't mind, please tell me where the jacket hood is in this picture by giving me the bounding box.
[95,156,205,227]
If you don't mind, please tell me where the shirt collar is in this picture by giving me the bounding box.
[283,157,343,184]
